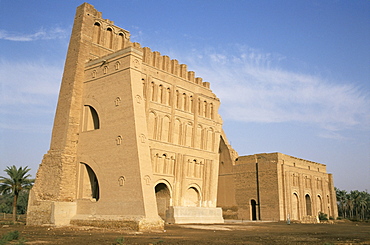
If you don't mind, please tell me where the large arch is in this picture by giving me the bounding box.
[154,182,172,220]
[79,163,100,201]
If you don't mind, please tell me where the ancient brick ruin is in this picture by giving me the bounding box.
[27,3,337,231]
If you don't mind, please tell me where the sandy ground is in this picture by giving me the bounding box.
[1,220,369,244]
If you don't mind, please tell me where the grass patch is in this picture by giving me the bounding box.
[113,236,125,245]
[0,230,26,245]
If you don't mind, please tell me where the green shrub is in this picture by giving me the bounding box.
[0,230,25,245]
[1,230,19,241]
[318,212,328,221]
[114,237,125,245]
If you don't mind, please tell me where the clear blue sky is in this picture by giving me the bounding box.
[0,1,369,191]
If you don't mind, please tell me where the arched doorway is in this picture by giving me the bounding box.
[305,194,312,216]
[184,187,200,207]
[317,195,323,214]
[251,199,257,220]
[291,193,299,220]
[155,183,171,220]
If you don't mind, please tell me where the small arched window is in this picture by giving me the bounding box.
[182,93,187,111]
[118,33,125,49]
[151,82,156,101]
[189,96,194,113]
[203,101,208,117]
[166,88,171,106]
[106,28,113,49]
[176,90,180,108]
[159,85,164,103]
[209,103,214,118]
[93,22,101,44]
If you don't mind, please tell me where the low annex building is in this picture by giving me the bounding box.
[217,152,338,222]
[27,3,337,231]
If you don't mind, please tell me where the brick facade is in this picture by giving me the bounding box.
[217,152,338,222]
[27,3,338,230]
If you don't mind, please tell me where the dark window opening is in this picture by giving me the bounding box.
[83,105,100,131]
[82,164,100,201]
[305,194,312,216]
[251,199,257,220]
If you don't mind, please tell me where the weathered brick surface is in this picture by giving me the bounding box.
[217,153,338,222]
[27,3,338,230]
[28,3,224,230]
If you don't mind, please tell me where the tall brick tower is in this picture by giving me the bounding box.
[27,3,224,230]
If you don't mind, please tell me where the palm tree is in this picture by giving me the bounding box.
[351,190,362,220]
[336,188,348,218]
[346,193,354,219]
[336,187,370,221]
[358,191,369,220]
[0,165,34,222]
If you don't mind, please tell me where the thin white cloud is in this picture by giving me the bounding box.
[0,59,62,114]
[0,59,63,132]
[129,26,144,44]
[172,46,370,134]
[0,27,68,41]
[317,131,347,140]
[1,45,368,137]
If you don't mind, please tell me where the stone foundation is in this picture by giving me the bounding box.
[166,206,224,224]
[70,215,164,231]
[26,201,53,226]
[27,198,77,226]
[301,215,320,224]
[51,202,77,226]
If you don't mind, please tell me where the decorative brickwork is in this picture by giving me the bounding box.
[27,3,223,230]
[27,3,337,230]
[217,152,338,222]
